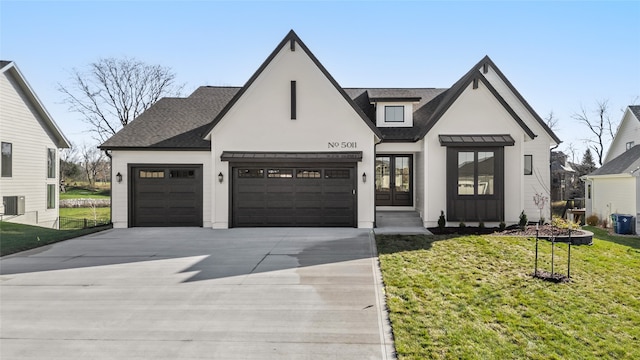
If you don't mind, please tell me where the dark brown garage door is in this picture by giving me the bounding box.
[130,165,203,227]
[232,166,356,227]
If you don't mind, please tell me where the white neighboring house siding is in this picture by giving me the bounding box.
[209,40,377,229]
[424,80,529,227]
[587,175,636,225]
[109,150,212,228]
[0,68,63,228]
[483,65,557,222]
[604,108,640,163]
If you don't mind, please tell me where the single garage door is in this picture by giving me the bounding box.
[130,165,203,227]
[232,166,356,227]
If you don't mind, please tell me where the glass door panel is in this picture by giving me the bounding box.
[375,155,412,206]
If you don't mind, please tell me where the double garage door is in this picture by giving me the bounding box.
[130,163,356,227]
[232,165,356,227]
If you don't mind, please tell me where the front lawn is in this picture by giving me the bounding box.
[0,221,111,257]
[377,229,640,359]
[59,186,110,200]
[60,207,110,220]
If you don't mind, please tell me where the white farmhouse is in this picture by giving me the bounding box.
[100,31,560,229]
[1,61,70,228]
[584,106,640,234]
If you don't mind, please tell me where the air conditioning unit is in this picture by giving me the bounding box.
[3,196,25,215]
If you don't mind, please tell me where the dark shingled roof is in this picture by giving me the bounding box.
[589,145,640,176]
[0,60,12,69]
[630,105,640,121]
[100,87,240,149]
[343,88,448,141]
[99,35,560,149]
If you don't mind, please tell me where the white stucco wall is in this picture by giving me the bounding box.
[109,150,211,228]
[483,64,556,222]
[423,81,532,226]
[0,70,62,228]
[209,40,378,228]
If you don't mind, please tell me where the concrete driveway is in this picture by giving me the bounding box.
[0,228,395,359]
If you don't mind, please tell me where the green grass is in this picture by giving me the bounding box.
[376,230,640,359]
[59,186,110,199]
[0,221,111,257]
[60,207,110,220]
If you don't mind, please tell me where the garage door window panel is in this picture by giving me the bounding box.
[238,169,265,178]
[267,169,293,178]
[140,170,165,178]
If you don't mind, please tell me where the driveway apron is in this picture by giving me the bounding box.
[0,228,395,359]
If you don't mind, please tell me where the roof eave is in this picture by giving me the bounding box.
[2,62,71,148]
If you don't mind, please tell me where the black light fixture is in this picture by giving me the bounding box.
[116,172,122,183]
[362,172,366,183]
[218,172,224,183]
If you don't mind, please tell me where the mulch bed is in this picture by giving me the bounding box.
[429,224,587,237]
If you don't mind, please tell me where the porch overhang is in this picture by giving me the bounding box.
[438,134,515,147]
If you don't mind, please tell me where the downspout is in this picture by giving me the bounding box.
[103,149,113,225]
[373,136,383,228]
[549,143,560,220]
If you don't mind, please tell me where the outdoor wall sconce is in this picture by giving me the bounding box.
[362,172,367,183]
[218,172,224,183]
[116,172,122,183]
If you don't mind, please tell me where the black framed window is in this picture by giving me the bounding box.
[384,106,404,122]
[47,148,56,178]
[524,155,533,175]
[447,147,504,221]
[456,151,494,195]
[627,141,635,150]
[1,142,12,177]
[47,184,56,209]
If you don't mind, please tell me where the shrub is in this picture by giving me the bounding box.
[551,216,580,229]
[459,221,466,228]
[586,214,599,226]
[499,221,506,231]
[479,221,485,229]
[519,211,528,230]
[438,210,446,230]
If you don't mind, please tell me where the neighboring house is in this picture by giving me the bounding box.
[603,106,640,163]
[584,106,640,233]
[100,31,560,229]
[551,151,578,201]
[0,61,70,228]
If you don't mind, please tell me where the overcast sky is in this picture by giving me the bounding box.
[2,1,639,162]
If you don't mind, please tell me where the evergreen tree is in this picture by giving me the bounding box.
[580,148,597,176]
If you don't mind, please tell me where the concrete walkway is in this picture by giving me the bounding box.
[0,228,395,360]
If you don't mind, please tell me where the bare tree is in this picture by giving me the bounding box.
[80,144,105,188]
[60,143,81,188]
[59,58,183,142]
[544,111,559,133]
[572,100,617,166]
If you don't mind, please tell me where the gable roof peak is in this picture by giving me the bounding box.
[202,30,382,139]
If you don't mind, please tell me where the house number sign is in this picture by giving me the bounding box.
[328,141,357,149]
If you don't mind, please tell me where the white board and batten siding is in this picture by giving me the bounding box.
[0,68,63,228]
[208,39,378,229]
